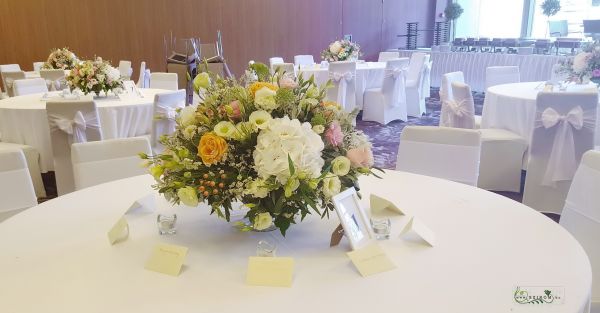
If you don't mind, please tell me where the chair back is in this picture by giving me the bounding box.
[33,62,44,72]
[523,91,598,213]
[422,60,433,98]
[381,58,408,115]
[442,81,476,129]
[137,61,150,88]
[0,64,21,72]
[396,126,481,186]
[13,78,48,96]
[46,100,102,195]
[440,71,465,104]
[72,137,152,190]
[269,57,284,69]
[40,69,66,91]
[152,89,186,149]
[0,149,37,215]
[378,51,400,62]
[150,72,178,90]
[485,66,520,89]
[118,60,133,80]
[294,55,315,67]
[272,63,296,78]
[406,53,427,85]
[1,71,25,97]
[326,61,357,113]
[560,150,600,305]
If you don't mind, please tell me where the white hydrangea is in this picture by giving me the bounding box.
[105,66,121,84]
[254,116,325,184]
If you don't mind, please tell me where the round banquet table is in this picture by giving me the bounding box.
[299,62,386,110]
[481,81,600,147]
[0,171,591,313]
[0,89,166,172]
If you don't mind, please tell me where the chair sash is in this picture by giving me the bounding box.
[384,68,406,108]
[45,78,64,91]
[5,78,15,91]
[154,104,179,138]
[48,111,100,144]
[536,105,595,186]
[329,71,354,108]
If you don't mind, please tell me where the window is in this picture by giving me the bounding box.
[531,0,600,38]
[455,0,526,38]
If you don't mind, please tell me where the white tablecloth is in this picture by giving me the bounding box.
[397,50,563,92]
[0,89,164,172]
[481,82,600,146]
[299,62,386,109]
[0,172,591,313]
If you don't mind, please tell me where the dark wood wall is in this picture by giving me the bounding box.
[0,0,435,77]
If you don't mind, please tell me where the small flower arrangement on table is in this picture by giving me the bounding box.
[556,41,600,84]
[321,39,361,62]
[65,57,123,96]
[42,48,78,70]
[142,62,381,236]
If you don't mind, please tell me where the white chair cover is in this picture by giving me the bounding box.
[272,63,296,78]
[377,51,400,62]
[269,57,284,70]
[46,100,103,195]
[137,61,150,88]
[294,55,315,67]
[0,142,46,198]
[445,81,476,129]
[72,137,152,190]
[362,58,408,124]
[33,62,44,72]
[119,60,133,80]
[396,126,481,186]
[485,66,520,90]
[326,61,357,113]
[150,72,178,90]
[439,71,465,127]
[0,149,37,217]
[560,150,600,309]
[422,60,433,98]
[0,64,21,72]
[13,78,48,96]
[152,89,186,149]
[1,71,25,97]
[40,69,66,91]
[523,91,598,213]
[405,53,429,117]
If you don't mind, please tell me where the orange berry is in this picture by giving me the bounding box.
[199,186,205,192]
[203,191,209,197]
[218,182,224,188]
[213,189,219,194]
[221,174,226,179]
[203,174,209,179]
[209,181,216,187]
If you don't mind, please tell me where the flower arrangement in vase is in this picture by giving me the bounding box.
[321,40,361,62]
[42,48,78,70]
[142,62,381,236]
[556,41,600,84]
[65,57,123,96]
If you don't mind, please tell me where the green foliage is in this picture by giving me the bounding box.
[444,2,464,21]
[248,62,270,82]
[541,0,561,17]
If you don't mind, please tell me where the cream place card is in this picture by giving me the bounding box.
[399,216,436,247]
[246,257,294,287]
[370,194,406,215]
[347,243,396,277]
[107,216,129,245]
[125,193,156,214]
[144,243,189,276]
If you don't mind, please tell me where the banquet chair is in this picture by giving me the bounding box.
[152,89,186,152]
[0,149,37,222]
[269,57,284,70]
[118,60,133,80]
[396,126,481,186]
[46,100,102,195]
[0,142,45,198]
[1,71,25,97]
[272,63,296,78]
[451,82,528,192]
[40,69,67,91]
[326,61,357,114]
[559,150,600,311]
[362,58,408,124]
[13,78,48,96]
[150,72,178,90]
[377,51,400,62]
[485,66,520,90]
[33,62,44,72]
[440,71,468,127]
[137,61,150,88]
[0,64,21,73]
[422,60,433,98]
[294,55,315,68]
[405,53,429,117]
[523,91,598,213]
[72,137,152,190]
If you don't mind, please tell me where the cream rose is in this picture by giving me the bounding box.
[253,212,273,230]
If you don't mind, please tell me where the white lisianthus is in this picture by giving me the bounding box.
[329,41,343,54]
[253,212,273,230]
[245,178,270,198]
[182,125,197,140]
[177,186,199,207]
[214,121,236,138]
[249,110,272,129]
[322,176,341,198]
[178,104,198,127]
[254,87,279,111]
[312,124,325,134]
[331,156,351,176]
[573,52,591,73]
[254,116,325,184]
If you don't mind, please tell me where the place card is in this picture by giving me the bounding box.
[347,243,396,277]
[117,80,141,100]
[144,243,189,276]
[370,194,406,215]
[399,216,436,247]
[107,216,129,245]
[246,256,294,287]
[126,193,156,214]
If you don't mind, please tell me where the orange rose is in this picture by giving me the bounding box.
[249,82,278,97]
[198,132,228,165]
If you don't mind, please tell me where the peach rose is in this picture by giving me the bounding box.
[324,121,343,147]
[198,133,228,166]
[346,146,374,168]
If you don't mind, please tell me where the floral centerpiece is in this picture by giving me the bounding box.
[42,48,78,70]
[321,39,361,62]
[65,57,123,96]
[142,62,381,235]
[556,41,600,84]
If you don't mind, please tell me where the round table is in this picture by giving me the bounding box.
[0,171,591,313]
[0,89,165,172]
[299,62,386,110]
[481,81,600,146]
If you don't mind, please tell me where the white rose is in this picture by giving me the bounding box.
[178,105,198,127]
[177,186,199,207]
[253,212,273,230]
[329,41,343,54]
[254,87,279,111]
[322,176,341,198]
